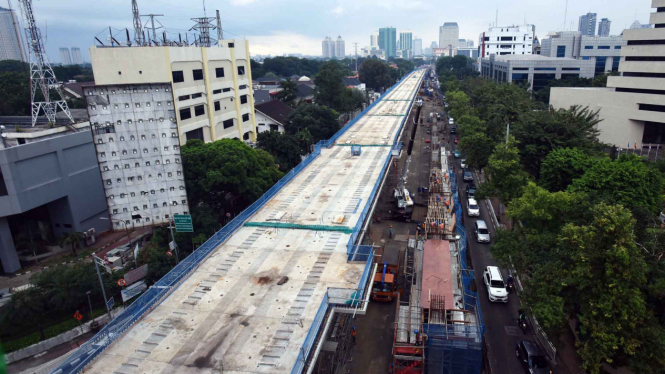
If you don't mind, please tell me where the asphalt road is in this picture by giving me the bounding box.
[446,113,560,374]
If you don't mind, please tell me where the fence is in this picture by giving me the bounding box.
[52,70,422,374]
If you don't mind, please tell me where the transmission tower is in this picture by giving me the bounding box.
[190,0,216,47]
[131,0,143,46]
[140,13,164,44]
[18,0,72,126]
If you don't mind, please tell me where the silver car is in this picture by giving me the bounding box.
[475,220,491,243]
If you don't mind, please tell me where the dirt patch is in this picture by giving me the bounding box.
[252,268,279,285]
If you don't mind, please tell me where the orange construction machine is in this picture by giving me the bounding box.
[372,246,401,302]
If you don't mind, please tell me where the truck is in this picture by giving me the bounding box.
[372,244,401,302]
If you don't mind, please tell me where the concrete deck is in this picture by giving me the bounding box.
[84,70,424,374]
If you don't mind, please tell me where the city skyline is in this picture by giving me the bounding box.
[4,0,653,61]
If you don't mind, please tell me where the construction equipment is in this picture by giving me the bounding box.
[372,244,401,302]
[393,186,414,221]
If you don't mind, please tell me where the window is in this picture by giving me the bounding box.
[214,101,220,111]
[168,172,173,177]
[186,128,204,141]
[146,102,151,107]
[584,46,593,49]
[598,46,610,50]
[614,45,622,49]
[269,124,279,132]
[582,56,590,60]
[180,107,192,120]
[237,66,245,75]
[106,179,112,185]
[135,162,140,167]
[223,119,234,129]
[242,113,250,122]
[228,43,234,48]
[240,95,248,104]
[153,204,158,208]
[173,71,184,82]
[128,176,134,182]
[595,56,608,75]
[192,93,203,99]
[193,69,203,81]
[213,89,222,94]
[562,67,580,71]
[170,186,175,191]
[172,132,177,137]
[194,105,205,117]
[222,88,231,92]
[177,171,182,176]
[164,146,169,151]
[612,57,620,72]
[113,209,118,214]
[532,73,555,91]
[215,67,225,78]
[556,45,566,58]
[239,84,248,90]
[172,201,178,206]
[534,67,556,71]
[135,103,141,108]
[178,95,190,101]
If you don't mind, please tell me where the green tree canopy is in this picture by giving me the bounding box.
[358,59,391,91]
[287,103,340,143]
[314,61,350,111]
[275,78,298,105]
[256,130,307,172]
[539,147,597,192]
[476,137,530,206]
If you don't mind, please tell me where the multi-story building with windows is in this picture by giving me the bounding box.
[84,83,189,229]
[60,47,72,65]
[322,36,334,58]
[379,27,397,58]
[413,38,423,56]
[399,30,413,58]
[71,47,83,65]
[439,22,459,50]
[478,24,535,59]
[89,40,257,144]
[0,6,25,62]
[551,0,665,147]
[335,35,345,58]
[579,12,598,37]
[540,31,626,76]
[598,18,611,37]
[480,54,594,91]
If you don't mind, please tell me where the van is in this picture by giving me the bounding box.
[474,220,490,243]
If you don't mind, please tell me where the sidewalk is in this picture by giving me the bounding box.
[0,227,152,290]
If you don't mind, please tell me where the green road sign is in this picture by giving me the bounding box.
[174,214,193,232]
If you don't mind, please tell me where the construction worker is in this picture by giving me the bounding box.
[352,326,357,343]
[389,225,393,239]
[389,364,394,374]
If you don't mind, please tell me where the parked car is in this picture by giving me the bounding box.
[467,198,480,216]
[450,126,457,134]
[515,340,552,374]
[474,220,491,243]
[460,159,467,169]
[448,118,454,125]
[483,266,508,303]
[466,183,476,198]
[463,169,474,182]
[454,136,459,144]
[454,149,461,158]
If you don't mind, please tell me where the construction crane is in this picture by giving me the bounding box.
[18,0,73,127]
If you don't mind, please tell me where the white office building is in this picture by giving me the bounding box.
[0,7,25,62]
[540,31,625,76]
[89,40,257,144]
[60,47,72,65]
[370,32,379,50]
[71,47,83,65]
[335,35,345,59]
[551,0,665,148]
[479,24,535,59]
[322,36,334,58]
[413,38,423,56]
[439,22,459,49]
[85,82,189,229]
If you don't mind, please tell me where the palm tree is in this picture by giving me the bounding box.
[58,231,85,256]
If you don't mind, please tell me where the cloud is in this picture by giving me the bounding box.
[331,6,344,15]
[230,0,258,5]
[247,32,322,56]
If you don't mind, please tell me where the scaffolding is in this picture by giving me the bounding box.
[424,148,454,239]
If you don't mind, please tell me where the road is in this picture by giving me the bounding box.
[446,111,567,374]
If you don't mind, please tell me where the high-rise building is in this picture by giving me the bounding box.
[335,35,345,59]
[551,0,665,148]
[71,47,84,65]
[85,82,190,229]
[430,41,438,49]
[59,48,72,65]
[322,36,334,58]
[540,30,625,76]
[379,27,397,58]
[579,12,597,36]
[478,24,535,58]
[598,18,611,37]
[630,20,652,29]
[89,40,258,144]
[399,30,413,58]
[413,38,423,56]
[439,22,459,49]
[0,6,26,62]
[370,32,379,49]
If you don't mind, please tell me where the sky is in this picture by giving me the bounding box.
[19,0,655,63]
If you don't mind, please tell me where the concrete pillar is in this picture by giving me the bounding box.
[0,217,20,273]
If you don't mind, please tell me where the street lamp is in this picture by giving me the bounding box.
[100,216,132,246]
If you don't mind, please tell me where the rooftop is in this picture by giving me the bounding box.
[491,54,579,62]
[421,240,454,310]
[255,100,295,126]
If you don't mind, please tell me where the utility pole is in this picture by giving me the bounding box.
[215,9,223,42]
[563,0,568,31]
[168,218,180,264]
[86,290,94,321]
[92,255,112,320]
[353,42,359,72]
[131,0,143,46]
[140,13,164,43]
[505,122,510,143]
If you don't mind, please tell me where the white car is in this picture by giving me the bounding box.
[467,198,480,217]
[448,118,454,125]
[461,159,467,169]
[483,266,508,303]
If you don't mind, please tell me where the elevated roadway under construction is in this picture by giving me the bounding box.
[79,69,425,374]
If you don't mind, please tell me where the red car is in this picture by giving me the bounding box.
[454,137,459,144]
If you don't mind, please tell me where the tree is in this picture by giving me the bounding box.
[358,59,391,91]
[476,137,530,206]
[340,88,365,113]
[287,103,340,143]
[57,231,85,256]
[532,76,594,103]
[570,154,664,214]
[539,148,596,192]
[314,61,349,111]
[446,91,474,119]
[513,105,604,177]
[256,131,307,172]
[275,79,297,105]
[181,139,283,224]
[458,131,494,171]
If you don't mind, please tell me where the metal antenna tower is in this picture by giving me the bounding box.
[131,0,143,46]
[216,9,223,42]
[189,0,216,47]
[18,0,72,126]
